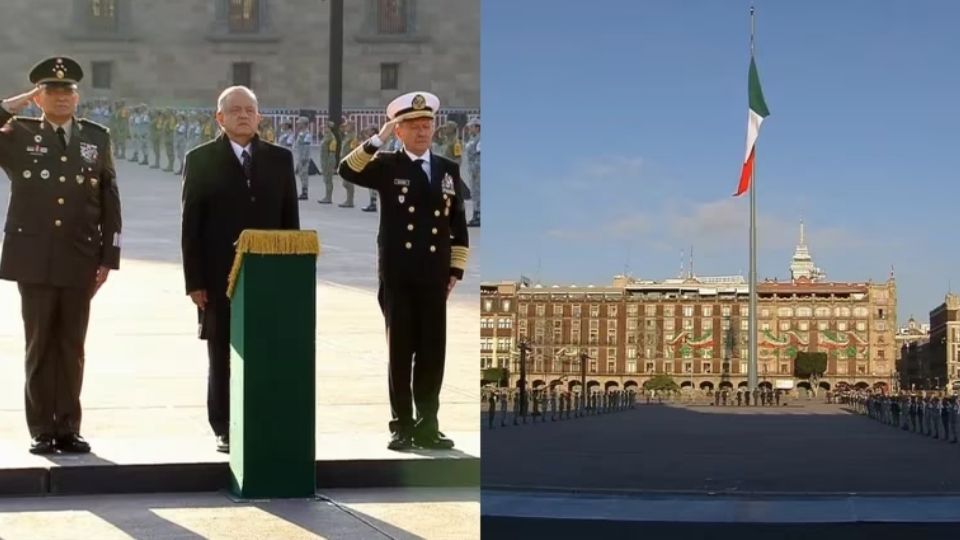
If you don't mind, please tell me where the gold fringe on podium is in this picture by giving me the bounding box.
[227,230,321,299]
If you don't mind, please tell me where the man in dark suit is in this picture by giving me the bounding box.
[180,86,300,453]
[338,91,469,451]
[0,57,122,454]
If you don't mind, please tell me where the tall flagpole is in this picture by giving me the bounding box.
[748,6,759,392]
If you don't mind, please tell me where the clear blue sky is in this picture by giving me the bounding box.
[482,0,960,324]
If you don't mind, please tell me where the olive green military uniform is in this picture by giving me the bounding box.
[0,109,122,438]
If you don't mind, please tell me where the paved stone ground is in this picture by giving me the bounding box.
[481,401,960,494]
[0,160,480,467]
[0,488,478,539]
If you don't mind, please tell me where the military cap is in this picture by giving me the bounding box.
[386,91,440,122]
[467,117,481,127]
[30,56,83,87]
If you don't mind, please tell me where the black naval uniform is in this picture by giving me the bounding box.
[338,138,470,441]
[0,108,122,439]
[181,134,300,439]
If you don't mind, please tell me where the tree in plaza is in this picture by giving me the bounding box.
[794,351,828,397]
[643,374,679,394]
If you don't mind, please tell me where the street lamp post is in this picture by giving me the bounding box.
[518,340,531,418]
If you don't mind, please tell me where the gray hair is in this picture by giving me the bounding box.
[216,85,259,113]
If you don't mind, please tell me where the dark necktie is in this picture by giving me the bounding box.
[56,127,66,150]
[414,158,429,185]
[241,150,252,188]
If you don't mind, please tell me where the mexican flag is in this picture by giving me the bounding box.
[734,56,770,197]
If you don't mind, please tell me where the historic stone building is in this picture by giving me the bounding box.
[481,224,899,394]
[927,294,960,392]
[0,0,479,110]
[897,316,930,390]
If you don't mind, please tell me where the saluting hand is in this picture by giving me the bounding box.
[1,87,41,114]
[377,119,398,143]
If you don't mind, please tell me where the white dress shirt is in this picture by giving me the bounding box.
[229,139,252,164]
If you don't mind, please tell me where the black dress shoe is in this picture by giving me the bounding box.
[216,434,230,453]
[413,431,455,450]
[298,194,308,201]
[29,434,56,455]
[317,198,332,204]
[55,433,91,454]
[361,204,377,212]
[338,202,355,208]
[387,431,413,451]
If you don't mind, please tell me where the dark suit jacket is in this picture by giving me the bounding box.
[180,133,300,338]
[338,144,469,288]
[0,109,122,288]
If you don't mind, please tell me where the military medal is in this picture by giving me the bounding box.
[40,169,50,179]
[91,178,99,187]
[80,142,98,164]
[77,175,84,184]
[33,135,42,143]
[399,195,405,204]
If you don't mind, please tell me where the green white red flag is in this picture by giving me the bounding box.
[734,56,769,197]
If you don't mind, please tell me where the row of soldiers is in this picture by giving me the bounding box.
[484,389,637,429]
[711,388,784,407]
[850,392,960,443]
[109,104,213,174]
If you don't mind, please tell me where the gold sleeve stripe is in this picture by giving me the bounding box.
[345,146,374,172]
[450,246,470,270]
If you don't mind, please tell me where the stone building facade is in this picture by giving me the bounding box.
[481,224,899,394]
[0,0,479,109]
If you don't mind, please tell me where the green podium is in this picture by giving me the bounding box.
[226,230,320,499]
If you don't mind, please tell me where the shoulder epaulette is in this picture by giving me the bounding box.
[12,116,40,123]
[79,118,110,133]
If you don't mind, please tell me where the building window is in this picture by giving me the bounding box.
[876,321,886,331]
[590,305,600,317]
[480,338,492,351]
[780,363,789,374]
[682,319,693,330]
[553,305,564,317]
[228,0,260,33]
[815,307,831,318]
[377,0,409,34]
[502,300,511,311]
[497,338,511,352]
[836,362,848,375]
[480,318,493,329]
[664,361,674,373]
[536,304,545,317]
[88,0,117,31]
[683,305,694,317]
[607,327,617,345]
[761,322,770,331]
[854,307,869,318]
[703,306,713,317]
[722,306,731,317]
[607,361,616,373]
[627,304,639,317]
[722,361,730,373]
[702,361,713,373]
[484,299,494,312]
[683,361,693,373]
[761,308,770,318]
[838,322,847,332]
[664,306,675,317]
[799,321,809,331]
[702,348,712,359]
[856,321,866,332]
[797,307,812,318]
[627,318,638,330]
[722,319,731,330]
[91,61,112,89]
[818,321,829,331]
[857,364,867,375]
[778,307,793,317]
[739,361,747,373]
[645,361,655,373]
[572,304,581,317]
[741,320,749,331]
[645,305,657,316]
[740,306,749,316]
[626,360,637,373]
[608,305,618,317]
[664,320,675,331]
[589,360,598,373]
[232,62,253,88]
[380,62,400,90]
[498,318,512,329]
[780,321,790,331]
[740,348,748,359]
[518,303,527,316]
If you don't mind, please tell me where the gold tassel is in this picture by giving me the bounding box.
[227,230,321,298]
